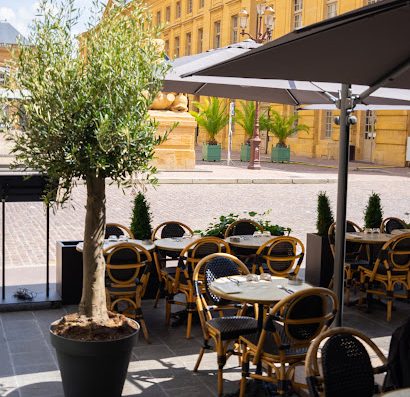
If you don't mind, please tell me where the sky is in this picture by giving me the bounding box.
[0,0,107,37]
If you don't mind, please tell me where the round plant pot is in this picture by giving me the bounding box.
[50,321,139,397]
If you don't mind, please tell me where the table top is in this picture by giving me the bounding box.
[345,232,393,244]
[209,275,313,305]
[76,239,155,253]
[382,388,410,397]
[224,235,273,249]
[154,236,201,252]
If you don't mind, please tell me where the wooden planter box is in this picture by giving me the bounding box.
[271,146,290,163]
[305,233,334,288]
[202,143,221,161]
[240,144,251,162]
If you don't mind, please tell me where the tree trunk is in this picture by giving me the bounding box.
[79,174,108,322]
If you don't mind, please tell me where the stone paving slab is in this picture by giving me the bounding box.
[0,297,405,397]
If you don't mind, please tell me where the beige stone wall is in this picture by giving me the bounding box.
[150,110,196,169]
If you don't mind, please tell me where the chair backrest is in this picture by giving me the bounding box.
[373,233,410,274]
[105,243,152,288]
[381,217,407,234]
[224,219,264,238]
[193,253,250,322]
[151,221,193,240]
[255,236,304,277]
[305,327,387,397]
[328,221,362,258]
[105,223,134,239]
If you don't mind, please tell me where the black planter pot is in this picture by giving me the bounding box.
[50,321,139,397]
[305,233,334,288]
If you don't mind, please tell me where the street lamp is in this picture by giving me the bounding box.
[239,4,275,169]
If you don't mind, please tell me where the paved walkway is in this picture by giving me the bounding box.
[0,296,403,397]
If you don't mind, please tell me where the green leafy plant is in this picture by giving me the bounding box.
[261,109,309,148]
[364,192,383,228]
[235,101,255,142]
[4,0,169,327]
[200,210,290,238]
[316,192,334,236]
[130,192,153,240]
[190,97,229,144]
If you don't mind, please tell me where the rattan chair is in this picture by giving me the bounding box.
[151,221,193,307]
[305,327,387,397]
[239,288,338,396]
[166,236,231,339]
[380,217,407,234]
[105,223,134,239]
[105,242,152,342]
[253,236,304,277]
[359,232,410,321]
[328,221,368,303]
[224,219,264,238]
[193,253,258,397]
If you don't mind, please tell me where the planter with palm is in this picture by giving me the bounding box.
[235,101,255,161]
[261,109,309,162]
[190,97,229,161]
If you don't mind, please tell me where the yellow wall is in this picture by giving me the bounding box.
[121,0,410,166]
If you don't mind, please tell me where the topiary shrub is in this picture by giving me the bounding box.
[364,192,383,229]
[316,191,334,236]
[130,192,153,240]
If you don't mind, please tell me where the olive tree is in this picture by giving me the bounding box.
[6,0,168,324]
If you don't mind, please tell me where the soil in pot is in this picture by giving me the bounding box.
[50,312,139,397]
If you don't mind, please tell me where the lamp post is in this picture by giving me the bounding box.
[239,3,275,169]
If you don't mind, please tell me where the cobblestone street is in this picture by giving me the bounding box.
[1,163,409,277]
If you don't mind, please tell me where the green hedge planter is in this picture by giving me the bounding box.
[202,143,221,161]
[240,144,251,162]
[271,146,290,163]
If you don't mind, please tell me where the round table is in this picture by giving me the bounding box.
[382,389,410,396]
[345,232,392,244]
[154,236,201,252]
[76,239,155,253]
[224,235,273,250]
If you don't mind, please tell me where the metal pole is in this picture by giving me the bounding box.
[248,101,261,169]
[333,83,351,326]
[46,205,50,298]
[2,199,5,300]
[227,100,235,166]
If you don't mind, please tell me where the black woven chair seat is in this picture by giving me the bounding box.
[164,267,188,284]
[346,259,370,270]
[242,323,308,358]
[208,316,258,341]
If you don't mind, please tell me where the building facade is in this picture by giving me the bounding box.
[109,0,410,166]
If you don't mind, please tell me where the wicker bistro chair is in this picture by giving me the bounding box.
[151,221,194,307]
[225,219,264,264]
[239,288,338,397]
[380,217,408,234]
[193,253,258,397]
[328,221,368,303]
[253,236,304,277]
[305,327,387,397]
[105,242,152,342]
[165,236,231,339]
[105,223,134,239]
[359,232,410,321]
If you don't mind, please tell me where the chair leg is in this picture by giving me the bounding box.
[139,318,151,344]
[239,352,249,397]
[153,287,161,308]
[194,346,206,372]
[387,298,393,322]
[216,338,226,397]
[186,311,193,339]
[165,298,172,325]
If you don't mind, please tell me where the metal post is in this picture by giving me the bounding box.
[248,101,261,169]
[227,100,235,166]
[46,205,50,298]
[2,199,5,300]
[333,83,351,326]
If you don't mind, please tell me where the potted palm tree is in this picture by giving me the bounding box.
[305,192,335,287]
[5,1,169,396]
[262,109,309,162]
[190,97,229,161]
[235,101,255,162]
